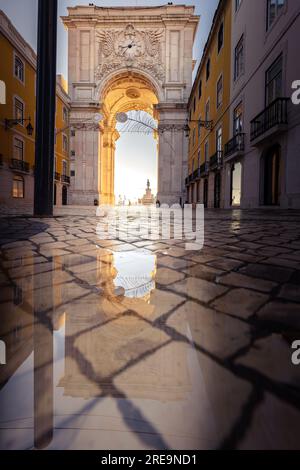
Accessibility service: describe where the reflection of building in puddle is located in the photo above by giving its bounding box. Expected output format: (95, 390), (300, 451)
(58, 250), (191, 401)
(113, 251), (156, 301)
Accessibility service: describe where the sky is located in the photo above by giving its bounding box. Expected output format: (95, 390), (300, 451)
(0, 0), (219, 200)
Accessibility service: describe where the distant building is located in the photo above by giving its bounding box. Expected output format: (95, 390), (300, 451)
(186, 0), (300, 209)
(0, 10), (71, 214)
(186, 0), (232, 208)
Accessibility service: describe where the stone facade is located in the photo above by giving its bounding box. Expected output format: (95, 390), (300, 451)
(62, 5), (199, 206)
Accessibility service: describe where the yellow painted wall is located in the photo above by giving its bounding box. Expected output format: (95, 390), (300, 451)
(0, 32), (70, 179)
(0, 32), (36, 168)
(188, 0), (232, 173)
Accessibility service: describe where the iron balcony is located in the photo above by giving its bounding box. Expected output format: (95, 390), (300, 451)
(209, 150), (223, 171)
(250, 97), (289, 144)
(10, 158), (30, 173)
(224, 133), (245, 160)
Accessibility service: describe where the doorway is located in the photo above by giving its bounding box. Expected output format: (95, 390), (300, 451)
(62, 185), (68, 206)
(262, 145), (280, 206)
(214, 172), (221, 209)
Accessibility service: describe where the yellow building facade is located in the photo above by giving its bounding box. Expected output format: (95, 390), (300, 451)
(0, 11), (70, 213)
(186, 0), (231, 208)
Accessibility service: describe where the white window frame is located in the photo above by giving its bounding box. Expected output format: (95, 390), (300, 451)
(13, 51), (25, 85)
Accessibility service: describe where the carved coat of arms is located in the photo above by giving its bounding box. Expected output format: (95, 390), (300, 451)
(95, 24), (165, 82)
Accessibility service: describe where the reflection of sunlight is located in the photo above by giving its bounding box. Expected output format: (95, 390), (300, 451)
(113, 251), (156, 300)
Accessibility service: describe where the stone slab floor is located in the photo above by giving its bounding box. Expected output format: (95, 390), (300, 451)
(0, 209), (299, 450)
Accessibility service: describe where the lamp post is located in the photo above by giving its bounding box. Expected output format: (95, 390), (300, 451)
(34, 0), (58, 217)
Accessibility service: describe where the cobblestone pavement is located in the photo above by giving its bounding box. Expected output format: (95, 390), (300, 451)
(0, 209), (299, 450)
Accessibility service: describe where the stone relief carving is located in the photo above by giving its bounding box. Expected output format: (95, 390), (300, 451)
(95, 24), (165, 83)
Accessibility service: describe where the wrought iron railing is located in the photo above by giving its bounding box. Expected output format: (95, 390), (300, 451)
(250, 98), (289, 141)
(210, 150), (223, 170)
(55, 172), (61, 181)
(224, 133), (245, 158)
(200, 161), (209, 177)
(10, 159), (30, 173)
(61, 175), (70, 184)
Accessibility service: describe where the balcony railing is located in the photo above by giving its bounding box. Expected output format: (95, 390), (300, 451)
(224, 133), (245, 158)
(55, 172), (61, 181)
(61, 174), (70, 184)
(200, 162), (209, 177)
(210, 151), (223, 170)
(250, 98), (289, 142)
(10, 159), (30, 173)
(192, 168), (201, 181)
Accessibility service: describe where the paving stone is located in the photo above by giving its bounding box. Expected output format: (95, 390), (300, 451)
(157, 255), (195, 270)
(218, 272), (277, 293)
(257, 301), (300, 330)
(172, 277), (228, 304)
(212, 288), (269, 318)
(182, 264), (224, 282)
(239, 263), (293, 283)
(155, 267), (185, 286)
(207, 257), (245, 272)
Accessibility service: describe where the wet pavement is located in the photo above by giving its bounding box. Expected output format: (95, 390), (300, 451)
(0, 209), (300, 450)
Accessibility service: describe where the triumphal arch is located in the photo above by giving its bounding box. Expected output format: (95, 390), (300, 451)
(62, 4), (199, 205)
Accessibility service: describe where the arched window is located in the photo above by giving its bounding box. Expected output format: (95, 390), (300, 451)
(12, 175), (24, 198)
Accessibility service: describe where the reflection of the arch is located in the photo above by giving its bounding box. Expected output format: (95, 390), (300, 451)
(1, 246), (191, 449)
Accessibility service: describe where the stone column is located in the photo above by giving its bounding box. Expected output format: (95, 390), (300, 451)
(156, 103), (188, 206)
(70, 111), (101, 206)
(100, 127), (119, 205)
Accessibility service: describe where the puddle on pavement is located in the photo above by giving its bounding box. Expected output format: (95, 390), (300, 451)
(0, 246), (207, 450)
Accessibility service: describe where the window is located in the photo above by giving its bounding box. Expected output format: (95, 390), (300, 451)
(233, 102), (243, 134)
(62, 160), (67, 176)
(63, 134), (68, 152)
(267, 0), (285, 30)
(63, 106), (68, 122)
(198, 119), (201, 138)
(265, 54), (283, 105)
(205, 100), (210, 122)
(14, 55), (24, 83)
(14, 137), (24, 160)
(204, 140), (209, 162)
(198, 80), (202, 99)
(197, 151), (201, 168)
(14, 97), (24, 122)
(206, 58), (211, 81)
(12, 176), (24, 198)
(193, 96), (196, 113)
(192, 128), (196, 147)
(216, 75), (223, 108)
(234, 35), (244, 80)
(216, 127), (222, 152)
(218, 22), (224, 53)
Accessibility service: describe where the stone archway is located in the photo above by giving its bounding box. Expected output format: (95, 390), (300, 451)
(62, 5), (199, 206)
(99, 70), (159, 205)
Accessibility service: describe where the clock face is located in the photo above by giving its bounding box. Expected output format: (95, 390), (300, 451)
(116, 33), (144, 60)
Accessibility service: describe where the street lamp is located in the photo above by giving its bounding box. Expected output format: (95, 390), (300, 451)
(55, 113), (104, 136)
(4, 117), (34, 136)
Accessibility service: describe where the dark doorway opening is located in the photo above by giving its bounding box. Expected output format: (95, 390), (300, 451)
(262, 145), (280, 206)
(62, 185), (68, 206)
(54, 184), (57, 206)
(203, 179), (208, 208)
(214, 172), (221, 208)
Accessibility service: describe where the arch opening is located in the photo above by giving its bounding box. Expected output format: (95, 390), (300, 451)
(99, 71), (159, 205)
